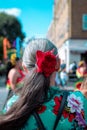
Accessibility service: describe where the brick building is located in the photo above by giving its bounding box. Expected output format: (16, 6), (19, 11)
(47, 0), (87, 72)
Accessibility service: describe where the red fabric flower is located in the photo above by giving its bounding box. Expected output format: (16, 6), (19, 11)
(63, 110), (75, 122)
(53, 96), (62, 115)
(36, 50), (57, 77)
(37, 105), (46, 114)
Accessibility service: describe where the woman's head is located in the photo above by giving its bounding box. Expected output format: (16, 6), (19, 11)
(0, 38), (60, 130)
(10, 54), (20, 66)
(10, 54), (22, 68)
(15, 57), (22, 68)
(22, 38), (59, 71)
(78, 61), (87, 69)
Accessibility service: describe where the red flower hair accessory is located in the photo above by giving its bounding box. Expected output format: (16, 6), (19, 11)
(36, 50), (57, 77)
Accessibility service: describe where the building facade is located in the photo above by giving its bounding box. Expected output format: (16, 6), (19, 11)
(47, 0), (87, 72)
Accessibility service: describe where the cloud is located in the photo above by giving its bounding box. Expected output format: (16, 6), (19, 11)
(0, 8), (21, 16)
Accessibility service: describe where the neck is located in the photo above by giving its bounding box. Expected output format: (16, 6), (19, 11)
(50, 72), (56, 86)
(50, 80), (55, 86)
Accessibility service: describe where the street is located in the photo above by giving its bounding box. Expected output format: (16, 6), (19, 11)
(0, 76), (9, 111)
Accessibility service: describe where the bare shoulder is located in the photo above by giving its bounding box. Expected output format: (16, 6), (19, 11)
(8, 68), (17, 77)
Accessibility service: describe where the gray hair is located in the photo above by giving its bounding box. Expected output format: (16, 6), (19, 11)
(22, 38), (58, 70)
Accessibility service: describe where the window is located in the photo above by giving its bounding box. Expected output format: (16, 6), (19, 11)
(82, 14), (87, 30)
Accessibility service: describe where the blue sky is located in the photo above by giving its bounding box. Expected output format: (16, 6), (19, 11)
(0, 0), (54, 38)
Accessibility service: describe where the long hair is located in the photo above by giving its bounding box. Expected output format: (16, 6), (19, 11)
(0, 38), (58, 130)
(0, 69), (50, 130)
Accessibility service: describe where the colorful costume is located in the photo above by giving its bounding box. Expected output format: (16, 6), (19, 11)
(6, 69), (25, 90)
(76, 68), (87, 79)
(75, 68), (87, 90)
(3, 86), (87, 130)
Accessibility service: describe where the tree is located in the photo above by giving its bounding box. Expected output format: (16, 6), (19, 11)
(0, 12), (25, 43)
(0, 13), (26, 60)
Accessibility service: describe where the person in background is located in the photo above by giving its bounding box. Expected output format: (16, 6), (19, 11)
(0, 60), (5, 77)
(0, 60), (3, 76)
(60, 64), (68, 87)
(69, 61), (77, 75)
(55, 71), (61, 86)
(60, 60), (66, 70)
(0, 38), (87, 130)
(5, 54), (25, 97)
(76, 61), (87, 79)
(75, 61), (87, 90)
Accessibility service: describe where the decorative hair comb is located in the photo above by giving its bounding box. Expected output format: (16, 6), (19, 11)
(36, 50), (57, 77)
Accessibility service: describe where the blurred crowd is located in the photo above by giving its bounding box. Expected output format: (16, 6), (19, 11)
(55, 60), (87, 89)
